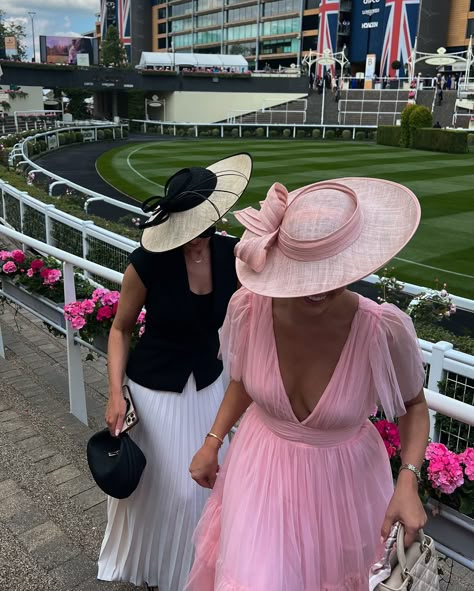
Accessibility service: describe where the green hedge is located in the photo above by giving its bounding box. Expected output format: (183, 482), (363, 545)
(412, 129), (468, 154)
(408, 106), (432, 147)
(376, 126), (402, 147)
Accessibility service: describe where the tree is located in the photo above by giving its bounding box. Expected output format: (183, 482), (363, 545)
(0, 10), (27, 61)
(100, 25), (127, 67)
(63, 88), (93, 120)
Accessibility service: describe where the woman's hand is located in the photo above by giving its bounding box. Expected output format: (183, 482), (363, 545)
(105, 393), (127, 437)
(189, 439), (220, 489)
(381, 472), (427, 546)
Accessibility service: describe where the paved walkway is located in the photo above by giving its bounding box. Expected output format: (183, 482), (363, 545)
(0, 305), (472, 590)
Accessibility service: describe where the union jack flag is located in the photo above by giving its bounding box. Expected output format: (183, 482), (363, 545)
(380, 0), (420, 77)
(100, 0), (130, 47)
(316, 0), (340, 77)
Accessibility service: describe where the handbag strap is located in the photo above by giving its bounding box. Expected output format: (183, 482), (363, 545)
(396, 523), (427, 577)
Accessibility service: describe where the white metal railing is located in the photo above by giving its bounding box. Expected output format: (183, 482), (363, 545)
(0, 225), (473, 443)
(130, 119), (377, 139)
(0, 179), (138, 276)
(0, 224), (123, 425)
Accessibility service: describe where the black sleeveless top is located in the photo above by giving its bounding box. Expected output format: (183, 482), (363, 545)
(126, 234), (239, 393)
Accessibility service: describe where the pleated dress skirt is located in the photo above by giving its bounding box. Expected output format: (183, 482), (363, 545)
(98, 373), (228, 591)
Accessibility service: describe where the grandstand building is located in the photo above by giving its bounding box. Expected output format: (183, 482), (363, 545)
(100, 1), (470, 70)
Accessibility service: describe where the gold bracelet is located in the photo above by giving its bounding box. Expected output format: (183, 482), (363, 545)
(206, 432), (224, 446)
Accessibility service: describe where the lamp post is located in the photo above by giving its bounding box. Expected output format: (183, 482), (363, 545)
(28, 11), (36, 63)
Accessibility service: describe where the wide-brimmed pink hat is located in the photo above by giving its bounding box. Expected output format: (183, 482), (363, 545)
(234, 178), (421, 298)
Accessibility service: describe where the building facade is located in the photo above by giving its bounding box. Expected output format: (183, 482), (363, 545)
(100, 0), (471, 71)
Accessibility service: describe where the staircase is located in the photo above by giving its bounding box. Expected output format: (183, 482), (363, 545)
(416, 89), (457, 128)
(305, 91), (339, 125)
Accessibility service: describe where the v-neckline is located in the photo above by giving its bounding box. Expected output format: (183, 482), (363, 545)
(270, 295), (360, 426)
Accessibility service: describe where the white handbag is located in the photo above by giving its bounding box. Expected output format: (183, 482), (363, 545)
(369, 522), (440, 591)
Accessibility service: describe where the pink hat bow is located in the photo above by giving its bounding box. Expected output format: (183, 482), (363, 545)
(234, 183), (288, 273)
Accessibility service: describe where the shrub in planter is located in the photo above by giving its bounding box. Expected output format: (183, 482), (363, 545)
(104, 128), (114, 140)
(231, 128), (239, 137)
(342, 129), (352, 140)
(199, 130), (209, 137)
(467, 133), (474, 146)
(368, 131), (376, 141)
(256, 127), (265, 137)
(211, 128), (220, 137)
(412, 129), (468, 154)
(122, 128), (129, 137)
(270, 129), (279, 138)
(177, 129), (185, 137)
(243, 130), (253, 137)
(376, 125), (401, 147)
(408, 105), (432, 147)
(325, 130), (336, 140)
(400, 103), (418, 147)
(355, 131), (366, 141)
(38, 140), (47, 152)
(75, 132), (83, 142)
(296, 129), (306, 138)
(187, 128), (195, 137)
(282, 128), (291, 138)
(312, 129), (321, 139)
(97, 129), (105, 140)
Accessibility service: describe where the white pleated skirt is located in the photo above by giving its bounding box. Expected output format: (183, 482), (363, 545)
(97, 373), (228, 590)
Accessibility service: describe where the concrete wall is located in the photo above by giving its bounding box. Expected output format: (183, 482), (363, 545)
(0, 85), (44, 116)
(159, 91), (308, 123)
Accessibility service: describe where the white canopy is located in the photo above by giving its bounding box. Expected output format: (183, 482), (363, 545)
(138, 52), (248, 69)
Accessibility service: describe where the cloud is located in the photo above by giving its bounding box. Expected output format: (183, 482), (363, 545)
(64, 16), (72, 30)
(1, 0), (100, 18)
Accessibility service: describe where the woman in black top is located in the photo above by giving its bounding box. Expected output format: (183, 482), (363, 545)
(98, 154), (253, 591)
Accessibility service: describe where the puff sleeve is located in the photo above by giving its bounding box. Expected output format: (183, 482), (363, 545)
(369, 303), (425, 422)
(219, 287), (251, 382)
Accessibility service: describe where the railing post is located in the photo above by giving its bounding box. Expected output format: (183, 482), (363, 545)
(81, 221), (95, 277)
(427, 341), (454, 441)
(43, 204), (55, 245)
(63, 262), (88, 425)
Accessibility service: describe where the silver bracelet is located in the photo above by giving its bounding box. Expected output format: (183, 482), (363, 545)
(399, 463), (421, 483)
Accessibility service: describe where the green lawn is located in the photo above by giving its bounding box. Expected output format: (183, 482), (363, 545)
(96, 140), (474, 298)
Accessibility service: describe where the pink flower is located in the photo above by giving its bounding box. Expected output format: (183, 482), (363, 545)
(459, 448), (474, 481)
(101, 291), (120, 306)
(40, 268), (62, 285)
(374, 419), (401, 458)
(92, 288), (109, 302)
(96, 306), (113, 321)
(0, 250), (11, 260)
(2, 261), (17, 274)
(425, 443), (464, 494)
(30, 259), (44, 272)
(71, 317), (86, 330)
(26, 268), (34, 277)
(138, 325), (145, 337)
(137, 310), (146, 325)
(80, 299), (95, 314)
(11, 250), (25, 263)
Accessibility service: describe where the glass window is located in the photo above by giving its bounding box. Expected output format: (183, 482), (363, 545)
(226, 41), (256, 56)
(195, 29), (222, 44)
(169, 2), (193, 18)
(226, 23), (258, 41)
(196, 0), (222, 10)
(174, 33), (193, 48)
(262, 18), (300, 36)
(158, 8), (166, 19)
(471, 0), (474, 11)
(196, 13), (223, 27)
(467, 19), (474, 37)
(171, 18), (192, 32)
(158, 23), (167, 34)
(260, 37), (299, 54)
(227, 6), (258, 22)
(263, 0), (300, 18)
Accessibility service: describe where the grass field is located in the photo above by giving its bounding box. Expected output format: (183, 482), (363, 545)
(96, 139), (474, 298)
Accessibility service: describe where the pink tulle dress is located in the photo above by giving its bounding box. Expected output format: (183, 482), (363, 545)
(185, 289), (425, 591)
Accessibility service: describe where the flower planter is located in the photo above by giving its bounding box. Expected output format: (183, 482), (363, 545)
(424, 499), (474, 567)
(1, 277), (65, 329)
(92, 333), (108, 354)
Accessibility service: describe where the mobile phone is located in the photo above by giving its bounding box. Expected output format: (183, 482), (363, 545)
(120, 385), (139, 434)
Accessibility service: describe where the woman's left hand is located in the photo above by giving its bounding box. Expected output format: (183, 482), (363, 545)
(381, 475), (427, 546)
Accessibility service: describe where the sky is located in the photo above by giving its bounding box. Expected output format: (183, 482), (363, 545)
(2, 0), (100, 61)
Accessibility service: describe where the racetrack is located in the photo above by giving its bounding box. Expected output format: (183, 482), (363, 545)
(96, 139), (474, 298)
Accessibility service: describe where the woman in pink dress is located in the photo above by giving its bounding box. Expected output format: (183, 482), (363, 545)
(186, 178), (430, 591)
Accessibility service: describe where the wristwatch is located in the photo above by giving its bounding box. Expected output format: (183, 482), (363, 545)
(399, 463), (421, 483)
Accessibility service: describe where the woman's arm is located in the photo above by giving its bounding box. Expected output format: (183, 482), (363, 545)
(381, 388), (429, 545)
(105, 265), (147, 436)
(189, 379), (252, 489)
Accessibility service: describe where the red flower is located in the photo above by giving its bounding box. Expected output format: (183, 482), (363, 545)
(30, 259), (44, 271)
(11, 249), (25, 264)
